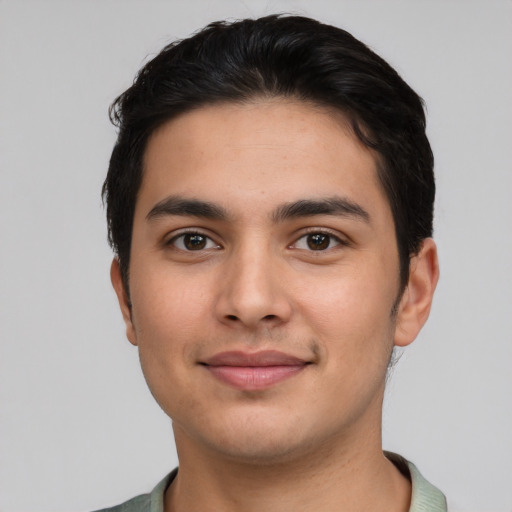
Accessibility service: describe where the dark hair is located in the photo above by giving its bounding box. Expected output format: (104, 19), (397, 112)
(103, 14), (434, 293)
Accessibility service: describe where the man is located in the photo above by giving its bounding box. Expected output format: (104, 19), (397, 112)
(99, 14), (444, 512)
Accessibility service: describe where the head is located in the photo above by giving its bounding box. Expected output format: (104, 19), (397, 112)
(104, 15), (438, 463)
(103, 14), (434, 298)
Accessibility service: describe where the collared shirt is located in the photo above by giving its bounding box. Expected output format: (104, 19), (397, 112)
(95, 453), (447, 512)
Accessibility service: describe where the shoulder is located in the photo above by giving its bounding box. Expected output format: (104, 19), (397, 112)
(92, 470), (176, 512)
(93, 492), (151, 512)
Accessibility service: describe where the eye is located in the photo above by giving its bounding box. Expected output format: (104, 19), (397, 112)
(170, 232), (220, 251)
(293, 232), (342, 251)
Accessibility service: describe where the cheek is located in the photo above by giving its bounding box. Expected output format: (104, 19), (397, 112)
(129, 266), (215, 365)
(301, 269), (393, 326)
(129, 272), (213, 414)
(298, 269), (397, 361)
(133, 262), (211, 320)
(294, 272), (395, 427)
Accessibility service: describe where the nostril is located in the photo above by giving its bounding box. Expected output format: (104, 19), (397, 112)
(226, 314), (238, 321)
(263, 314), (277, 321)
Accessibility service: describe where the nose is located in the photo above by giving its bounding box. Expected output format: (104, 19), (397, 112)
(214, 243), (292, 330)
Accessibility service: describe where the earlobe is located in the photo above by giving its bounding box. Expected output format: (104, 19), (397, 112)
(394, 238), (439, 347)
(110, 258), (138, 346)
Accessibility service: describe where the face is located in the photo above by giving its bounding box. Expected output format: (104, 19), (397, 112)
(112, 100), (437, 464)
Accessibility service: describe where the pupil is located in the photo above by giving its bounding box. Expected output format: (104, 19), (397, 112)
(185, 234), (206, 250)
(307, 233), (329, 250)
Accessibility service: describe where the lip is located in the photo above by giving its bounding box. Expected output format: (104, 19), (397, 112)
(202, 350), (309, 391)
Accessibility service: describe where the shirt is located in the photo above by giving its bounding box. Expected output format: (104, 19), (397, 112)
(95, 453), (447, 512)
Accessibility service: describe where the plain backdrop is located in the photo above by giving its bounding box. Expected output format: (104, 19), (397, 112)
(1, 1), (511, 511)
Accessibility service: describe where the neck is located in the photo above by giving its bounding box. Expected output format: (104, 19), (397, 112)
(165, 421), (411, 512)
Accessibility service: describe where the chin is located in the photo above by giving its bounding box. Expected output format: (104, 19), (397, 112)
(173, 409), (330, 467)
(207, 435), (313, 466)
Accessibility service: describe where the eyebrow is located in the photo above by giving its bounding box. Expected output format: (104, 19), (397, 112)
(146, 196), (229, 222)
(146, 195), (370, 224)
(272, 197), (370, 223)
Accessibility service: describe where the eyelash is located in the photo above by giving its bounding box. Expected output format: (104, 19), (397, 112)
(165, 228), (348, 253)
(166, 230), (220, 251)
(291, 230), (347, 251)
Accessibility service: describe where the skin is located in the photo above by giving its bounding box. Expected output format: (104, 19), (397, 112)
(111, 100), (439, 512)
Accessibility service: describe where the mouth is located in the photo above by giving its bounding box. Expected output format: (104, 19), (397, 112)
(201, 350), (310, 391)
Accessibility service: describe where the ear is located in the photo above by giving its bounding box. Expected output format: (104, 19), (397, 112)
(394, 238), (439, 347)
(110, 258), (138, 346)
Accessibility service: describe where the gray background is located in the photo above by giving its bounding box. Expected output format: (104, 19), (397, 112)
(1, 1), (511, 511)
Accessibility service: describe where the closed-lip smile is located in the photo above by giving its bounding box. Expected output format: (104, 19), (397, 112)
(201, 350), (310, 390)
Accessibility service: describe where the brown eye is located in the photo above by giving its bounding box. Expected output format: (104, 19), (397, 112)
(293, 232), (342, 251)
(307, 233), (330, 250)
(170, 232), (219, 251)
(184, 233), (207, 250)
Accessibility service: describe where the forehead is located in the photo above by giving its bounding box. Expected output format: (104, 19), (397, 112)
(138, 100), (388, 221)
